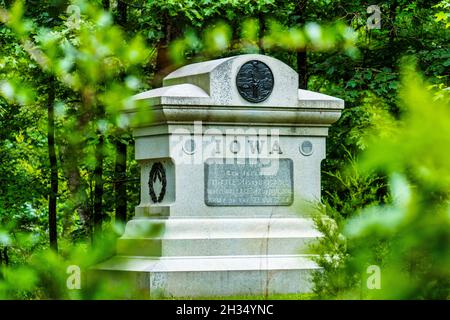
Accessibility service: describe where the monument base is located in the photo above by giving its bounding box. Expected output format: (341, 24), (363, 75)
(91, 254), (318, 298)
(90, 217), (321, 298)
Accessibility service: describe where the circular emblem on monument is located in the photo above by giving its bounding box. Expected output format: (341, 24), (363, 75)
(148, 162), (166, 203)
(300, 140), (313, 156)
(236, 60), (274, 103)
(182, 138), (196, 155)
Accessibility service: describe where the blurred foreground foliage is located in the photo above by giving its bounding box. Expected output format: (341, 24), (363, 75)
(313, 64), (450, 299)
(0, 0), (449, 299)
(0, 225), (138, 299)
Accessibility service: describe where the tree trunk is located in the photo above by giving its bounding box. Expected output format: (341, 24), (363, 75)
(93, 120), (104, 239)
(102, 0), (110, 10)
(114, 140), (127, 225)
(153, 12), (174, 87)
(297, 51), (307, 89)
(47, 77), (58, 252)
(62, 158), (91, 235)
(388, 0), (398, 46)
(117, 1), (127, 26)
(59, 88), (95, 239)
(114, 0), (129, 228)
(258, 13), (265, 54)
(295, 0), (308, 89)
(3, 247), (8, 266)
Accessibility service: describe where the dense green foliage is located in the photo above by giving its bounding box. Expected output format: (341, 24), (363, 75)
(313, 65), (450, 299)
(0, 0), (449, 299)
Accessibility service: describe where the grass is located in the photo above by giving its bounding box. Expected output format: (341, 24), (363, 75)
(163, 293), (316, 300)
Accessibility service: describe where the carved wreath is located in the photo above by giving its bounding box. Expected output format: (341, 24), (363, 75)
(148, 162), (167, 203)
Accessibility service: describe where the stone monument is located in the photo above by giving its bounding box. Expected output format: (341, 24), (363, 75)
(93, 54), (344, 298)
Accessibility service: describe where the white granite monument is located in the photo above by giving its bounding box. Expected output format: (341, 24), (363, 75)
(93, 54), (344, 298)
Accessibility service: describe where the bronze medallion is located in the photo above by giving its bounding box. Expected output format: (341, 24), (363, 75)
(236, 60), (274, 103)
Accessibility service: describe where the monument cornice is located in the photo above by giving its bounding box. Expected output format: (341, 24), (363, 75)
(126, 54), (344, 129)
(124, 103), (343, 127)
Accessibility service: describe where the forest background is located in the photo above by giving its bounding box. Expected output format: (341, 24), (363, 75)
(0, 0), (448, 299)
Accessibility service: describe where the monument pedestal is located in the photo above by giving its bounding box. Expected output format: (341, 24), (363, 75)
(91, 54), (343, 298)
(93, 217), (320, 297)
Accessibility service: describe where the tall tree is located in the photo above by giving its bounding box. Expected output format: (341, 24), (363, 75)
(114, 0), (129, 226)
(93, 106), (105, 239)
(114, 139), (127, 225)
(295, 0), (308, 89)
(102, 0), (109, 10)
(47, 75), (58, 251)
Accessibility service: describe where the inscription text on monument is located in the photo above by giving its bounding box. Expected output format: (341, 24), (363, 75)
(205, 158), (293, 206)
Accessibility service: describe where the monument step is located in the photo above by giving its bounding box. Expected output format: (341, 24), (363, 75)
(94, 254), (318, 272)
(116, 236), (316, 256)
(90, 254), (319, 298)
(122, 217), (321, 238)
(117, 217), (320, 257)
